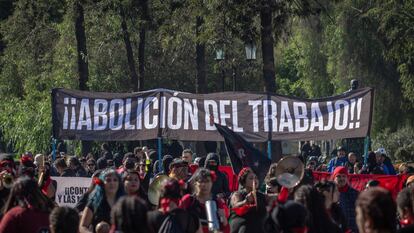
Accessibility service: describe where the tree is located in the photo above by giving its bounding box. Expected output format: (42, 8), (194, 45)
(73, 0), (91, 155)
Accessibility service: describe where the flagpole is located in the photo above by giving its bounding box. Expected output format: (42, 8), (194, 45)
(267, 140), (271, 160)
(52, 137), (57, 161)
(266, 93), (272, 160)
(157, 137), (162, 172)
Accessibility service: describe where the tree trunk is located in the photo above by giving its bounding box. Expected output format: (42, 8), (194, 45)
(195, 16), (206, 94)
(260, 6), (282, 160)
(260, 7), (276, 93)
(74, 0), (91, 156)
(120, 7), (139, 92)
(138, 28), (145, 91)
(74, 0), (89, 91)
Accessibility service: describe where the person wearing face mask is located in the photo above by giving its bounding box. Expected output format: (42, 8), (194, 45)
(332, 166), (359, 233)
(204, 153), (230, 199)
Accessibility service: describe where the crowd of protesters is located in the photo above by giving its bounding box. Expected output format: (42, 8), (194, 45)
(0, 142), (414, 233)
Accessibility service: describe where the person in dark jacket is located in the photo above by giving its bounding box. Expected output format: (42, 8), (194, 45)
(204, 153), (230, 199)
(69, 157), (88, 177)
(54, 158), (76, 177)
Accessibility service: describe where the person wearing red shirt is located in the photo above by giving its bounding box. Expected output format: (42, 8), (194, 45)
(0, 176), (55, 233)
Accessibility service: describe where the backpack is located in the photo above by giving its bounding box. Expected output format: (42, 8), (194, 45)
(158, 213), (185, 233)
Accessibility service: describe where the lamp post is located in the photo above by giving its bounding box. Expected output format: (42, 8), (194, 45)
(215, 41), (257, 92)
(215, 48), (225, 91)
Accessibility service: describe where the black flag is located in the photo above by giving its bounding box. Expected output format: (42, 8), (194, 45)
(215, 123), (271, 183)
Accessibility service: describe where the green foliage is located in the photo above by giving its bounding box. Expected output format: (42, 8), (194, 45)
(366, 0), (414, 107)
(373, 126), (414, 162)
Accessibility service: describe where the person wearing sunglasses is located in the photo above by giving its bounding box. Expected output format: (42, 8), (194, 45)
(86, 159), (97, 177)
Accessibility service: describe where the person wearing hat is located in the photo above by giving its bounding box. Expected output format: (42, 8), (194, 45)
(332, 166), (359, 233)
(327, 146), (348, 173)
(375, 148), (396, 175)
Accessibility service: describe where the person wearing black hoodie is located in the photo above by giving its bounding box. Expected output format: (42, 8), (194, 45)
(204, 152), (230, 199)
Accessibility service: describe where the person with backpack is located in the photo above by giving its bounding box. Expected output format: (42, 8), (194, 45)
(147, 178), (200, 233)
(180, 168), (229, 233)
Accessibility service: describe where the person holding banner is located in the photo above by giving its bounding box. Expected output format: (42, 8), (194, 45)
(79, 169), (124, 233)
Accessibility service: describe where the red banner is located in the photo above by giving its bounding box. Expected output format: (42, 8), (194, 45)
(313, 172), (407, 198)
(219, 166), (408, 197)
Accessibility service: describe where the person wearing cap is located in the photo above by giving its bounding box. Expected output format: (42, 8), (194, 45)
(375, 148), (396, 175)
(332, 166), (359, 233)
(169, 158), (189, 181)
(328, 147), (348, 173)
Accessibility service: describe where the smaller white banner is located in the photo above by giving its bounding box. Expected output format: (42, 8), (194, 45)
(52, 176), (92, 208)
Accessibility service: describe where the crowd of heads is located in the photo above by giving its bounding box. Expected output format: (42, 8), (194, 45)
(0, 142), (414, 233)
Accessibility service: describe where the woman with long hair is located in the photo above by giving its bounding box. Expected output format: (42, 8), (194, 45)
(110, 196), (149, 233)
(121, 170), (147, 203)
(79, 168), (124, 233)
(294, 185), (341, 233)
(0, 176), (55, 233)
(180, 168), (229, 233)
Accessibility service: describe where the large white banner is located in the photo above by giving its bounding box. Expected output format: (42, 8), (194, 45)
(52, 176), (92, 207)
